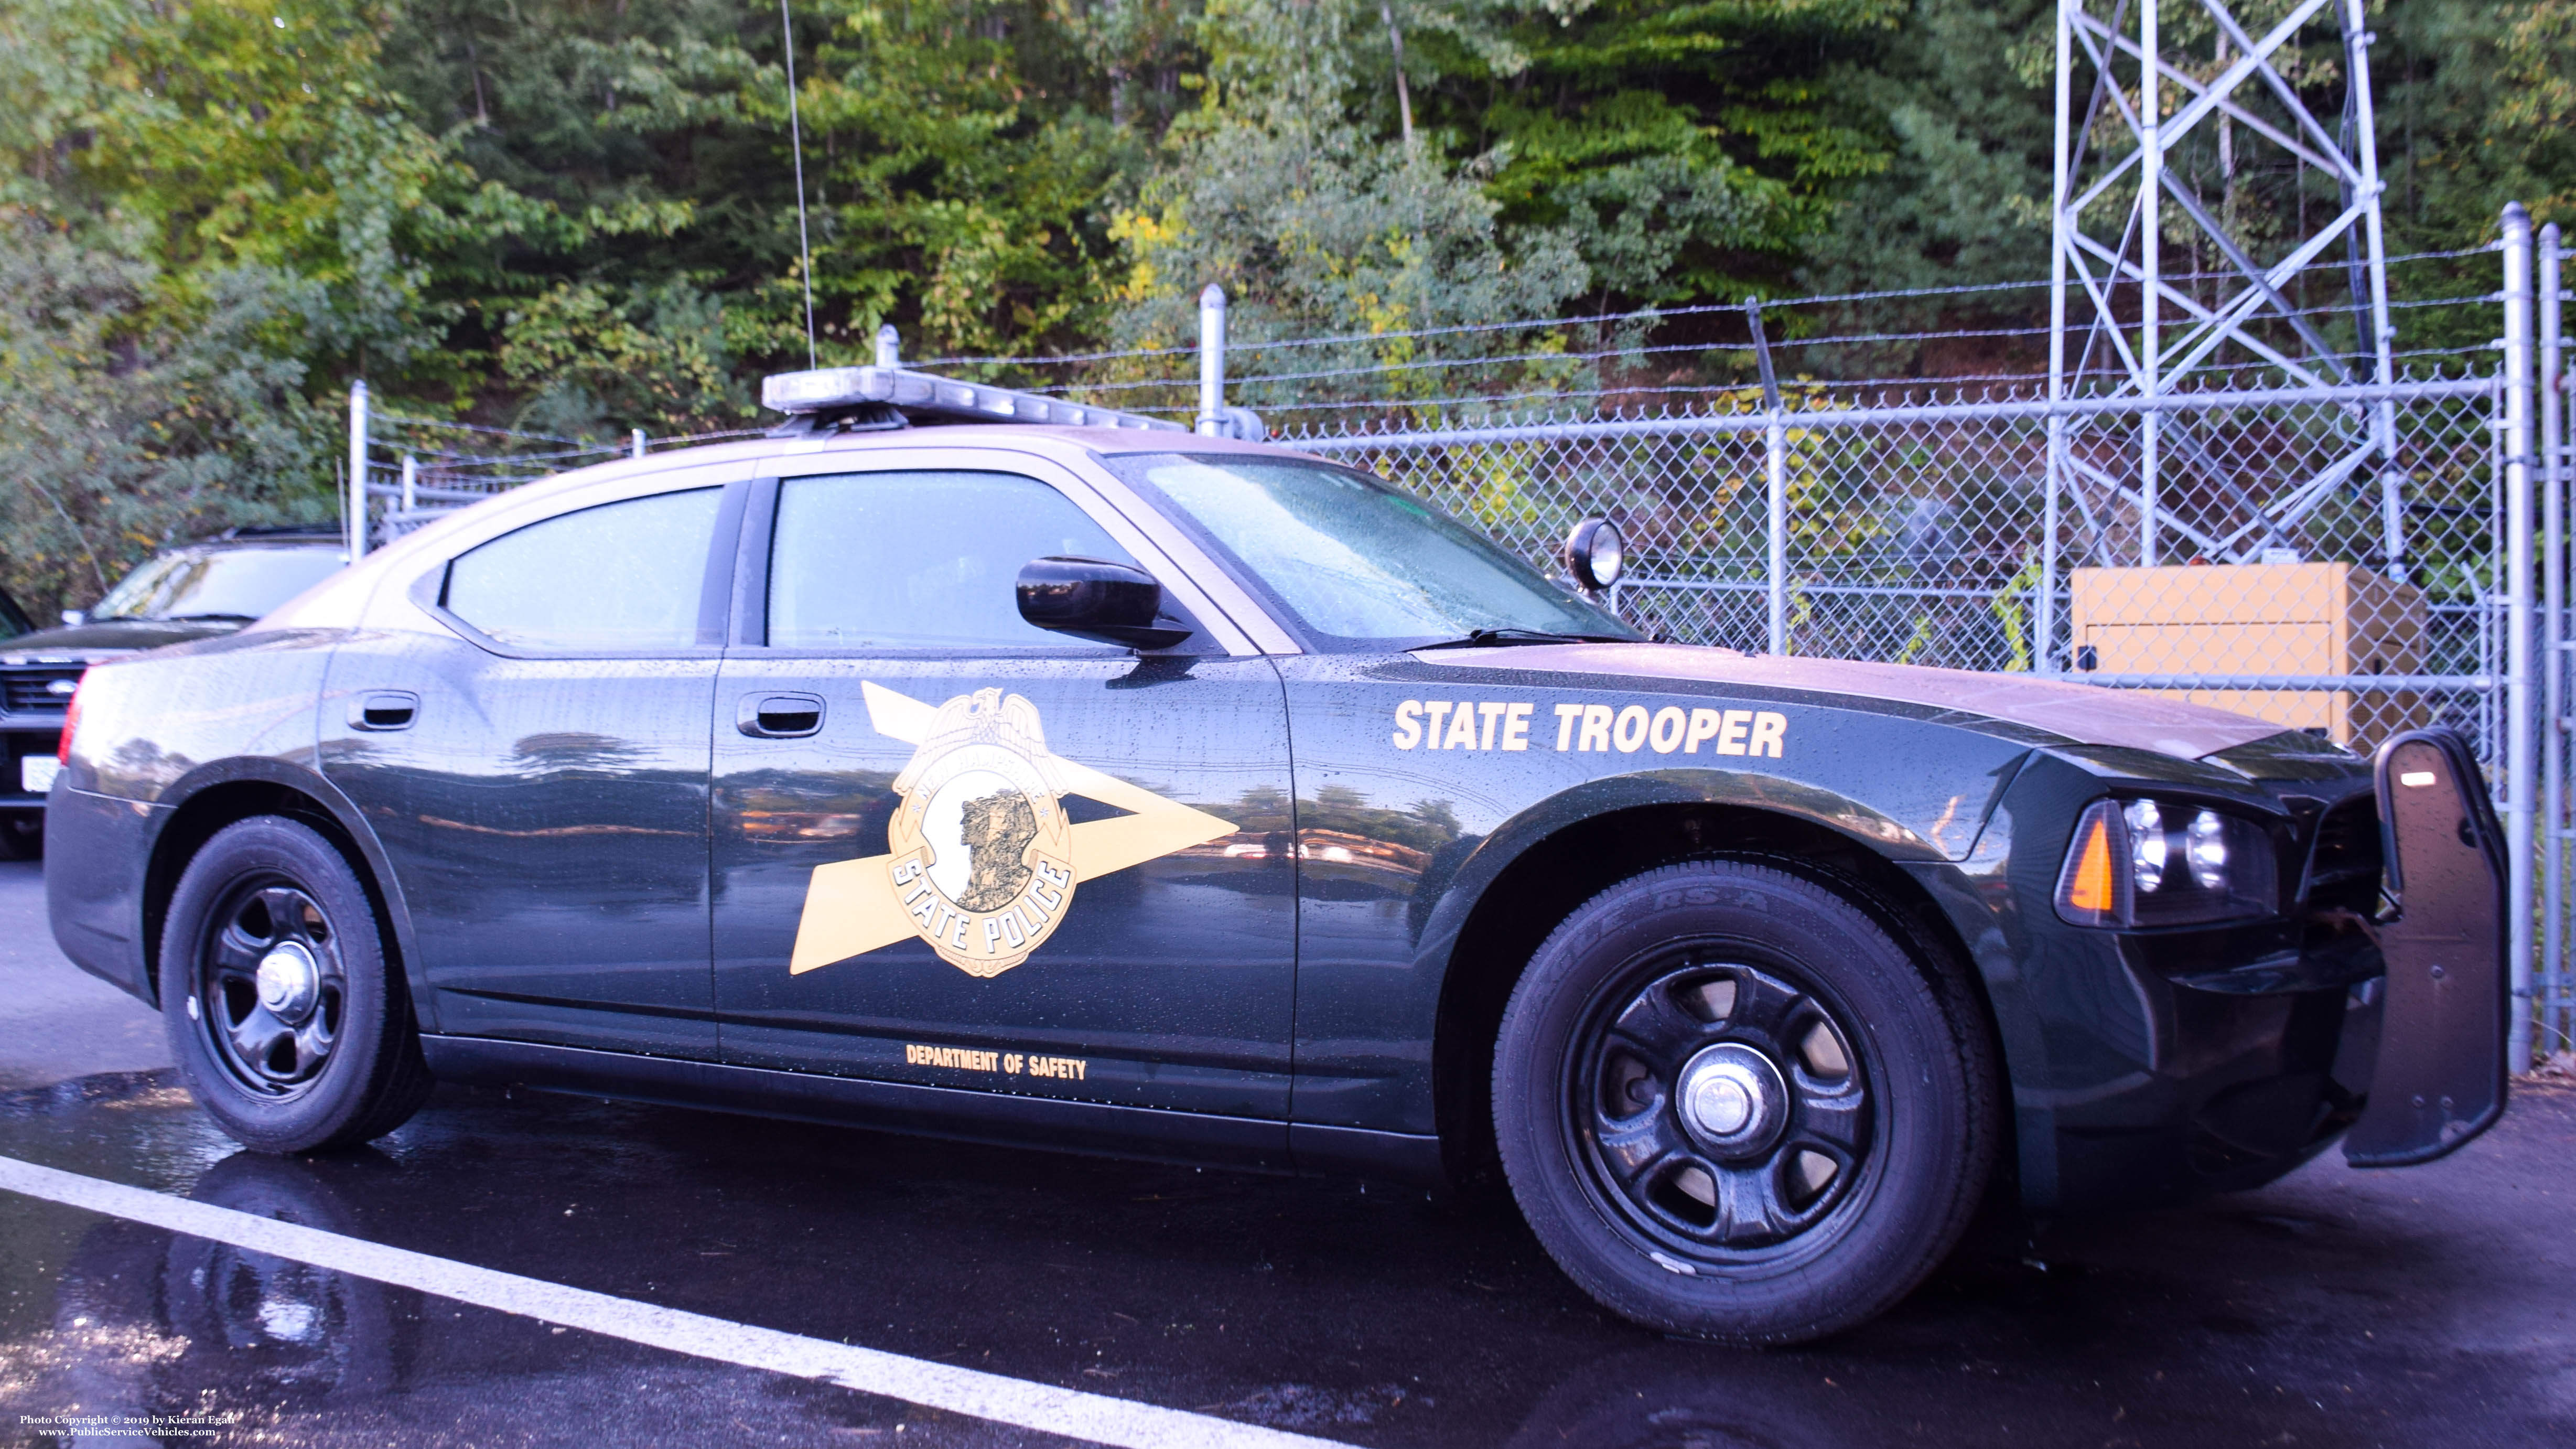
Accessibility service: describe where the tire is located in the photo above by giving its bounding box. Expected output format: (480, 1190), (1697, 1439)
(1493, 857), (1997, 1345)
(159, 817), (433, 1153)
(0, 810), (42, 860)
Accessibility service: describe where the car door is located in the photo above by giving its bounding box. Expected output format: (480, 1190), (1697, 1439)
(709, 450), (1299, 1119)
(320, 470), (748, 1057)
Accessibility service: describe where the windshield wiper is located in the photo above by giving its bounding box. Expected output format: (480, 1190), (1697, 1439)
(1414, 627), (1632, 650)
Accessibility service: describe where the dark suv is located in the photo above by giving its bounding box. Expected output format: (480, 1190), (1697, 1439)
(0, 527), (344, 856)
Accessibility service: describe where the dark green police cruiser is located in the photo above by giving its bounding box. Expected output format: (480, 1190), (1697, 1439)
(46, 366), (2507, 1345)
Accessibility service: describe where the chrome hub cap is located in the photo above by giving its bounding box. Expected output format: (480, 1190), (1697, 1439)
(256, 942), (321, 1021)
(1677, 1043), (1786, 1157)
(196, 883), (343, 1097)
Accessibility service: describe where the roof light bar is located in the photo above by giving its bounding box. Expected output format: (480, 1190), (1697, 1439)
(761, 366), (1184, 432)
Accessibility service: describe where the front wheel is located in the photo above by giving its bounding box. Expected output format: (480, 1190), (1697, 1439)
(1493, 858), (1997, 1344)
(159, 817), (432, 1153)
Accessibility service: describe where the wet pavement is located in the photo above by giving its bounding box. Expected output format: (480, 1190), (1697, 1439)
(1, 857), (2571, 1447)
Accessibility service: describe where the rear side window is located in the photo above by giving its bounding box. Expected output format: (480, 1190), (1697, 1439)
(445, 488), (723, 651)
(767, 470), (1135, 650)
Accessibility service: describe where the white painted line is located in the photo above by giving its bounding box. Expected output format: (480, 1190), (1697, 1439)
(0, 1154), (1346, 1449)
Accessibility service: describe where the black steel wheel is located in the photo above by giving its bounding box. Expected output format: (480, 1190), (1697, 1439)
(195, 881), (347, 1098)
(160, 817), (432, 1153)
(1494, 857), (1997, 1344)
(1577, 961), (1869, 1257)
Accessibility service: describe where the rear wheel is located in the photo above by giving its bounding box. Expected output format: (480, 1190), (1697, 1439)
(159, 817), (432, 1152)
(1493, 858), (1996, 1344)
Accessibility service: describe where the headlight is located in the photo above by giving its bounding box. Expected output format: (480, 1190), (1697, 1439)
(2055, 798), (2277, 928)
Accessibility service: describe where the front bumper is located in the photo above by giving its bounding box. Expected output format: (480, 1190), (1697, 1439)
(0, 725), (63, 810)
(2003, 733), (2506, 1213)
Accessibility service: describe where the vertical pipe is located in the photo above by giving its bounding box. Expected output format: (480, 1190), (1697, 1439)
(2343, 0), (2406, 578)
(2137, 0), (2161, 567)
(1197, 285), (1227, 438)
(875, 324), (901, 370)
(2045, 0), (2074, 672)
(630, 428), (647, 461)
(346, 380), (370, 562)
(1751, 303), (1787, 654)
(2504, 202), (2537, 1074)
(780, 0), (816, 370)
(2541, 222), (2567, 1055)
(1765, 414), (1788, 655)
(400, 454), (417, 517)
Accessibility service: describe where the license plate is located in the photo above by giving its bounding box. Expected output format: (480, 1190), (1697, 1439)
(20, 756), (59, 794)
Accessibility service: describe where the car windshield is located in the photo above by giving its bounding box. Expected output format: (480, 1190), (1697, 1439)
(1099, 454), (1641, 649)
(92, 545), (344, 623)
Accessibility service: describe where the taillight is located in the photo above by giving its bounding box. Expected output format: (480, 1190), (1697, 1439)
(56, 675), (82, 765)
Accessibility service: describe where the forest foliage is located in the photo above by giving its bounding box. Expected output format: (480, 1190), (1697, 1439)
(0, 0), (2570, 611)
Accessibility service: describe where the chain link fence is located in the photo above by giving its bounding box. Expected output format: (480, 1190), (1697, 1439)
(1285, 378), (2502, 759)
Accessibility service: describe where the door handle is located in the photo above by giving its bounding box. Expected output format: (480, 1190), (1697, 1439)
(738, 692), (825, 738)
(349, 691), (418, 732)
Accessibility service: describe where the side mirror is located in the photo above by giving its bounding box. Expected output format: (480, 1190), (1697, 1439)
(1565, 516), (1624, 594)
(59, 609), (85, 627)
(1016, 556), (1193, 650)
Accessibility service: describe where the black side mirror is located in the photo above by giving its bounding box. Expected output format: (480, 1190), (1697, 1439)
(1016, 556), (1193, 650)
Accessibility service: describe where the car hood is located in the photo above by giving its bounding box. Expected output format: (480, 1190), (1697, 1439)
(0, 617), (244, 662)
(1415, 642), (2289, 761)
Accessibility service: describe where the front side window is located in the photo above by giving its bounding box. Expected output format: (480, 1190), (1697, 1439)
(1100, 454), (1638, 649)
(766, 470), (1138, 650)
(93, 547), (344, 624)
(444, 488), (722, 651)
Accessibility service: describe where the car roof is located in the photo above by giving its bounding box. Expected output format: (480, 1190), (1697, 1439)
(468, 424), (1320, 517)
(178, 527), (346, 550)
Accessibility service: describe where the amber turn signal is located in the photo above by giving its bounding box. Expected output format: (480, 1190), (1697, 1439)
(2061, 808), (2117, 919)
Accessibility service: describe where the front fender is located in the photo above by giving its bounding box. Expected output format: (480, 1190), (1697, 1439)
(1416, 766), (1960, 975)
(1292, 764), (2012, 1139)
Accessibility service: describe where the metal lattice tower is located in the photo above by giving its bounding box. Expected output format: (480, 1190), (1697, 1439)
(2047, 0), (2399, 574)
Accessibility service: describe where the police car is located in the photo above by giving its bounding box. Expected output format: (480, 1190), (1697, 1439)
(0, 528), (345, 857)
(45, 366), (2506, 1345)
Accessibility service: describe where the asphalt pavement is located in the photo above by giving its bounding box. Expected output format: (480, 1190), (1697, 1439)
(0, 854), (2569, 1448)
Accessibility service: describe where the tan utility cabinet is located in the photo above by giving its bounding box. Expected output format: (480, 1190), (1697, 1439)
(2069, 562), (2430, 750)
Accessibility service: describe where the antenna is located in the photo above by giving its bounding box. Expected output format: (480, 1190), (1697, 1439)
(780, 0), (817, 369)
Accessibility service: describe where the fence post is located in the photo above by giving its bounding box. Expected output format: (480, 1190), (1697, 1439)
(346, 380), (370, 562)
(1751, 302), (1788, 654)
(2042, 0), (2072, 674)
(1197, 286), (1227, 437)
(2136, 0), (2162, 568)
(876, 324), (901, 370)
(630, 428), (647, 460)
(2504, 202), (2537, 1073)
(2541, 221), (2567, 1057)
(400, 454), (417, 518)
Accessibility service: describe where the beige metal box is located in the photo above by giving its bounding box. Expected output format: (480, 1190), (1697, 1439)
(2069, 562), (2430, 750)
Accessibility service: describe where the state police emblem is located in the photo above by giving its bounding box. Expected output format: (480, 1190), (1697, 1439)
(788, 681), (1238, 979)
(885, 688), (1075, 976)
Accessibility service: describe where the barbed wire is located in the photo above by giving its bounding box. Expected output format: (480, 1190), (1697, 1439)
(908, 248), (2510, 369)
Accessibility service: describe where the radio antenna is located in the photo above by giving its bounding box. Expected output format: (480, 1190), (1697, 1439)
(779, 0), (817, 368)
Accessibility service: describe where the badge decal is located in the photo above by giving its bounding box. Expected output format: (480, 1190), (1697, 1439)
(789, 681), (1236, 978)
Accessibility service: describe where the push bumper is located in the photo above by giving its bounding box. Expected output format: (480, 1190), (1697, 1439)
(2344, 729), (2509, 1166)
